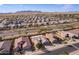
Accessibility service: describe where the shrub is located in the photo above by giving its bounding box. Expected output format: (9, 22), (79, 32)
(64, 41), (68, 44)
(0, 37), (2, 41)
(64, 51), (69, 55)
(36, 43), (44, 49)
(52, 44), (55, 47)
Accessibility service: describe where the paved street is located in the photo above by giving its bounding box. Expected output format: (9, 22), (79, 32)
(41, 42), (79, 55)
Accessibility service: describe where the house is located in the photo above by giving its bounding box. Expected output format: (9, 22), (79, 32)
(14, 36), (32, 51)
(0, 40), (12, 55)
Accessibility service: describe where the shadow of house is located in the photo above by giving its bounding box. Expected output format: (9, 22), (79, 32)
(53, 36), (63, 44)
(43, 41), (51, 46)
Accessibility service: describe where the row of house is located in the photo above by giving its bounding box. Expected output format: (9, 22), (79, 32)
(0, 15), (78, 30)
(0, 29), (79, 55)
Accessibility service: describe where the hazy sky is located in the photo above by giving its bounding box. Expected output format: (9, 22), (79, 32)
(0, 4), (79, 13)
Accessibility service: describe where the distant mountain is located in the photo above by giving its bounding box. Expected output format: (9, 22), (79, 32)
(15, 10), (42, 13)
(0, 10), (42, 14)
(0, 13), (13, 14)
(0, 10), (79, 15)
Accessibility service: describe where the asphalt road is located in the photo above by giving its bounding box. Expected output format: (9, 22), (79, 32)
(41, 42), (79, 55)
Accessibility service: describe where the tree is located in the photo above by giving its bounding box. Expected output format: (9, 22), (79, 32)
(0, 37), (2, 41)
(36, 40), (45, 50)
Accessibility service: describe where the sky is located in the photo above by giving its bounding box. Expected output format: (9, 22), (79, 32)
(0, 4), (79, 13)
